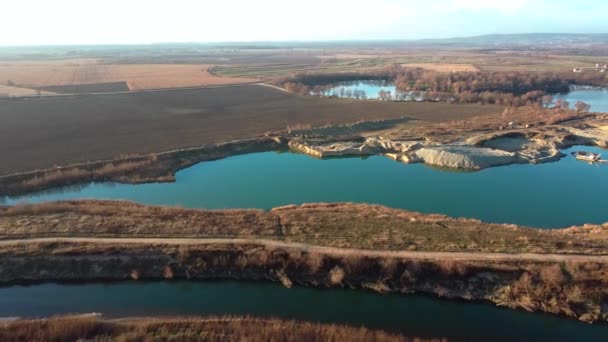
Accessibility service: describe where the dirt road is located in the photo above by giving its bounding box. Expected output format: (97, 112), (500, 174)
(3, 237), (607, 263)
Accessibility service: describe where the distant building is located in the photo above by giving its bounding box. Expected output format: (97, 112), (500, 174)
(573, 64), (607, 73)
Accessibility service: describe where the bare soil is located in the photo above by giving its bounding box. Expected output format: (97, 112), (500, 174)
(0, 85), (501, 175)
(38, 81), (129, 94)
(0, 62), (257, 90)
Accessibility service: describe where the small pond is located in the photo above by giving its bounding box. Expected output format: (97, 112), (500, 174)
(318, 80), (399, 99)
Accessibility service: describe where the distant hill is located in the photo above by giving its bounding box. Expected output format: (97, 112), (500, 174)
(2, 33), (608, 59)
(414, 33), (608, 47)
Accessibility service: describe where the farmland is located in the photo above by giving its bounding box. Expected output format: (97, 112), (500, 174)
(0, 84), (501, 175)
(0, 83), (54, 97)
(0, 60), (257, 91)
(1, 42), (606, 93)
(213, 49), (608, 78)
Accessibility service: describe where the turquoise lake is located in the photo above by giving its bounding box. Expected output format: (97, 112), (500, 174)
(3, 145), (608, 228)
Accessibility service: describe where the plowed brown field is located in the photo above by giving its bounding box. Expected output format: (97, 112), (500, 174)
(0, 85), (502, 174)
(0, 60), (257, 91)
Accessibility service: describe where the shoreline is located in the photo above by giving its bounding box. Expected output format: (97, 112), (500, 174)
(1, 200), (608, 323)
(1, 238), (607, 324)
(2, 114), (608, 198)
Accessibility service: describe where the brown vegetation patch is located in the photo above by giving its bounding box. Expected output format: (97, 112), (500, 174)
(402, 106), (596, 144)
(0, 315), (416, 342)
(0, 84), (54, 97)
(275, 66), (607, 106)
(0, 137), (280, 197)
(3, 200), (608, 254)
(402, 63), (480, 72)
(1, 239), (607, 323)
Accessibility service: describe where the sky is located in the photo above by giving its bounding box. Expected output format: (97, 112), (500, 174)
(1, 0), (608, 46)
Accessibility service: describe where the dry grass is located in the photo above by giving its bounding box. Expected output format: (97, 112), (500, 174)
(0, 137), (278, 197)
(402, 63), (480, 72)
(3, 201), (608, 254)
(14, 157), (158, 194)
(0, 61), (257, 91)
(0, 58), (99, 86)
(0, 200), (277, 238)
(0, 84), (55, 97)
(2, 239), (607, 323)
(0, 315), (423, 342)
(399, 105), (595, 144)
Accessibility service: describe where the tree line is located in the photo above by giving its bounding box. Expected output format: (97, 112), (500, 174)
(274, 66), (608, 107)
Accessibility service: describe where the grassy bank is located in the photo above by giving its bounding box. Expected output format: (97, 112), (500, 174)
(2, 201), (608, 254)
(1, 239), (607, 323)
(0, 137), (283, 197)
(0, 315), (419, 342)
(2, 201), (608, 323)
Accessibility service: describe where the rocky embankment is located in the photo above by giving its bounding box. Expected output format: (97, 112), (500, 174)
(414, 146), (518, 169)
(288, 121), (608, 170)
(2, 117), (608, 197)
(289, 136), (535, 170)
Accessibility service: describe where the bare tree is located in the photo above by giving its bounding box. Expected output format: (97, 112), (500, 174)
(377, 90), (386, 101)
(542, 94), (553, 108)
(554, 98), (570, 110)
(574, 101), (591, 113)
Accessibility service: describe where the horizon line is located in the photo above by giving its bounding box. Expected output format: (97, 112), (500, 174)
(2, 32), (608, 49)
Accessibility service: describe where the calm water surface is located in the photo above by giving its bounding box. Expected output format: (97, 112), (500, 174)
(322, 80), (397, 99)
(1, 281), (606, 342)
(559, 88), (608, 113)
(322, 83), (608, 112)
(4, 146), (608, 228)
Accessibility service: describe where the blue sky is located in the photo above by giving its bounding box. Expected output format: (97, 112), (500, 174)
(2, 0), (608, 45)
